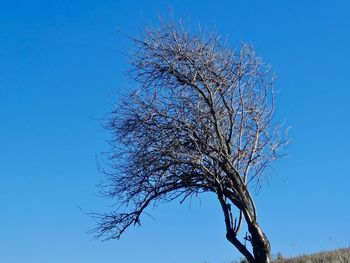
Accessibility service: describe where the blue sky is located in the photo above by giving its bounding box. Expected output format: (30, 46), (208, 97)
(1, 0), (350, 262)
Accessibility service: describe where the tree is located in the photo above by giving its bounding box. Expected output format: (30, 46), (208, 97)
(94, 18), (287, 263)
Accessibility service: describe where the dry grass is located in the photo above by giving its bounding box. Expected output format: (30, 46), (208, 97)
(228, 247), (350, 263)
(272, 247), (350, 263)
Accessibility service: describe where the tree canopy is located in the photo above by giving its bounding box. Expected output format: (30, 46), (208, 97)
(94, 19), (287, 263)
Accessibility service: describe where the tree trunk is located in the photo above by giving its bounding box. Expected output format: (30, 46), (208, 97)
(218, 188), (271, 263)
(248, 221), (271, 263)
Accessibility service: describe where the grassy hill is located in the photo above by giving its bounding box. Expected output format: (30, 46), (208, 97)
(230, 247), (350, 263)
(272, 247), (350, 263)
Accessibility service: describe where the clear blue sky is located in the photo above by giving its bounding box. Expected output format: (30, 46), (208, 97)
(1, 1), (350, 262)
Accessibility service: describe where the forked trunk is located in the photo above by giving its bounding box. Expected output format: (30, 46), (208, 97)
(218, 186), (271, 262)
(224, 208), (271, 263)
(226, 220), (271, 263)
(248, 221), (271, 263)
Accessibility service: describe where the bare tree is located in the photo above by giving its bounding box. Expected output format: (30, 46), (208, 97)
(94, 18), (287, 263)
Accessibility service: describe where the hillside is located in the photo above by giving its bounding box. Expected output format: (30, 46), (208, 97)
(272, 247), (350, 263)
(230, 247), (350, 263)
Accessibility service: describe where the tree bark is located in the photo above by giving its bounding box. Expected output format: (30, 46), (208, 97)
(226, 230), (256, 263)
(248, 221), (271, 263)
(218, 192), (271, 263)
